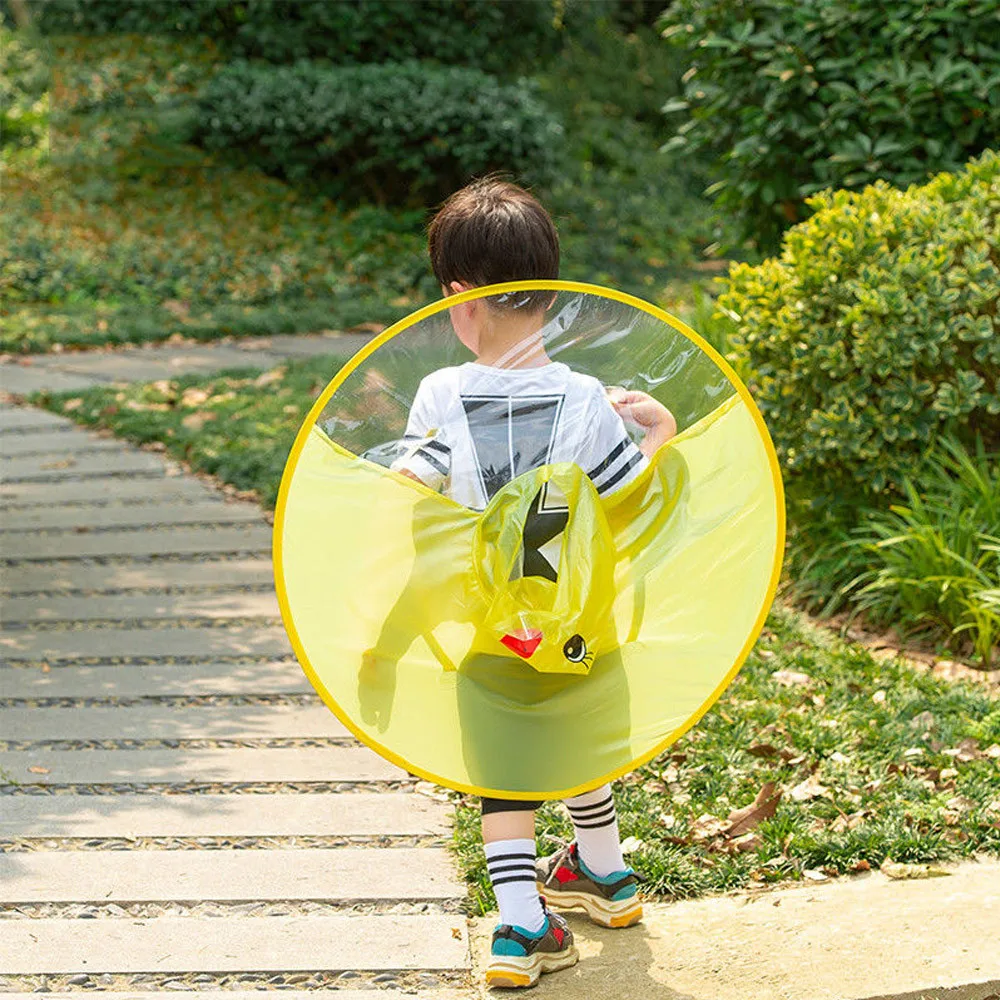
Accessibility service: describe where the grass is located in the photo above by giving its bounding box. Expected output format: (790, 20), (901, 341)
(782, 437), (1000, 670)
(31, 369), (1000, 912)
(454, 604), (1000, 913)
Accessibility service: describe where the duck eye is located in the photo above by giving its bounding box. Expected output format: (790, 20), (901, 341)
(563, 634), (587, 662)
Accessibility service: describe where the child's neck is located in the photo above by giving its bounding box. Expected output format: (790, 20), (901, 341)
(474, 323), (551, 369)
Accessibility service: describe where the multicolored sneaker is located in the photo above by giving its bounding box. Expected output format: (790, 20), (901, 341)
(536, 841), (643, 928)
(485, 905), (579, 989)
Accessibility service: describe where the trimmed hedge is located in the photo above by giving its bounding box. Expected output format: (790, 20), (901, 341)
(24, 0), (559, 72)
(194, 60), (564, 203)
(660, 0), (1000, 251)
(719, 150), (1000, 502)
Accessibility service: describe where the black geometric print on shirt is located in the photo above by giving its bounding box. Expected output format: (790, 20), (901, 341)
(460, 394), (565, 504)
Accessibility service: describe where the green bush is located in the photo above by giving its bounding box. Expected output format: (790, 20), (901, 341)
(193, 60), (563, 204)
(25, 0), (558, 72)
(659, 0), (1000, 251)
(719, 150), (1000, 505)
(843, 437), (1000, 668)
(0, 22), (49, 157)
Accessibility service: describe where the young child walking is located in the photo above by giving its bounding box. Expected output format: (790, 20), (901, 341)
(390, 177), (676, 989)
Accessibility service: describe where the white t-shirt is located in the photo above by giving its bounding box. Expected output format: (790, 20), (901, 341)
(390, 361), (647, 511)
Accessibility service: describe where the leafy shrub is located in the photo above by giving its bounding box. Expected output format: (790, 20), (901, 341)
(25, 0), (558, 73)
(719, 150), (1000, 505)
(659, 0), (1000, 250)
(0, 22), (49, 157)
(193, 60), (563, 204)
(842, 437), (999, 667)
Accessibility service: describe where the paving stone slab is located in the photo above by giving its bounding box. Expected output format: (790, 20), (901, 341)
(0, 623), (291, 661)
(0, 660), (309, 699)
(0, 791), (448, 838)
(0, 476), (214, 507)
(0, 431), (119, 457)
(1, 450), (164, 482)
(0, 556), (274, 594)
(1, 524), (272, 561)
(0, 994), (472, 1000)
(0, 746), (405, 784)
(50, 347), (281, 381)
(2, 500), (263, 532)
(0, 366), (103, 395)
(470, 858), (1000, 1000)
(1, 588), (280, 624)
(0, 847), (463, 902)
(0, 703), (345, 741)
(0, 913), (469, 973)
(0, 407), (74, 432)
(258, 331), (370, 359)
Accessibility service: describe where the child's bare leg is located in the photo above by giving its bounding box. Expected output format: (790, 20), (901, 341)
(482, 799), (544, 932)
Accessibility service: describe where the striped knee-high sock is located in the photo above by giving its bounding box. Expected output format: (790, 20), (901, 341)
(564, 784), (625, 878)
(485, 838), (546, 933)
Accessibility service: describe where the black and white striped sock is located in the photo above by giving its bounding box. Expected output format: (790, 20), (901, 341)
(564, 784), (625, 878)
(484, 838), (546, 933)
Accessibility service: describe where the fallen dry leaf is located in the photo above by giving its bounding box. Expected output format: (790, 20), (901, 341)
(880, 858), (951, 880)
(63, 398), (83, 411)
(852, 859), (871, 872)
(747, 743), (780, 758)
(181, 412), (216, 430)
(985, 744), (1000, 759)
(726, 782), (781, 837)
(451, 927), (462, 939)
(348, 321), (387, 334)
(802, 868), (829, 881)
(689, 815), (728, 843)
(620, 836), (645, 854)
(254, 367), (287, 388)
(772, 669), (811, 687)
(40, 458), (76, 470)
(28, 766), (50, 774)
(872, 690), (887, 704)
(789, 774), (829, 802)
(180, 387), (210, 407)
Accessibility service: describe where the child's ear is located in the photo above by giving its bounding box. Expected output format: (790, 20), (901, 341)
(448, 281), (472, 297)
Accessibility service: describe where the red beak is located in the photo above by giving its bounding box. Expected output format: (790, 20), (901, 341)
(501, 629), (543, 659)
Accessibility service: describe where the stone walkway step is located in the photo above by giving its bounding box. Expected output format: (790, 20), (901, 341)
(0, 791), (448, 838)
(0, 623), (291, 661)
(2, 500), (264, 532)
(0, 913), (468, 973)
(1, 450), (165, 482)
(2, 589), (280, 624)
(0, 704), (347, 742)
(1, 524), (272, 561)
(0, 430), (119, 457)
(1, 848), (462, 903)
(0, 406), (73, 432)
(0, 660), (309, 699)
(1, 476), (212, 506)
(1, 331), (371, 397)
(0, 747), (403, 785)
(0, 557), (274, 595)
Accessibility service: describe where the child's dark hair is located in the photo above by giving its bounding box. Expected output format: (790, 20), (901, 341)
(428, 176), (559, 312)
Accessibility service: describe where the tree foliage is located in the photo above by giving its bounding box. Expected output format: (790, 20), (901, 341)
(660, 0), (1000, 251)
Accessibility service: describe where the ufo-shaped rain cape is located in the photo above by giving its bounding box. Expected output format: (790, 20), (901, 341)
(274, 282), (784, 799)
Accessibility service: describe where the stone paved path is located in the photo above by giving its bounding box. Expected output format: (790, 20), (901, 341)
(0, 332), (371, 396)
(0, 394), (473, 998)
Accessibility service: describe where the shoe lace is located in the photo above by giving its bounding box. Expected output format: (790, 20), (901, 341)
(541, 836), (576, 887)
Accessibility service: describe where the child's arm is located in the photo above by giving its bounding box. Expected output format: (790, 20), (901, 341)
(606, 388), (677, 458)
(389, 377), (451, 491)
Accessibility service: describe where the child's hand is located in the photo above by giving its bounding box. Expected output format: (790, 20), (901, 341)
(606, 388), (677, 456)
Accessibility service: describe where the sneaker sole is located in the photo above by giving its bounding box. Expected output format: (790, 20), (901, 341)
(537, 882), (643, 928)
(485, 945), (580, 988)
